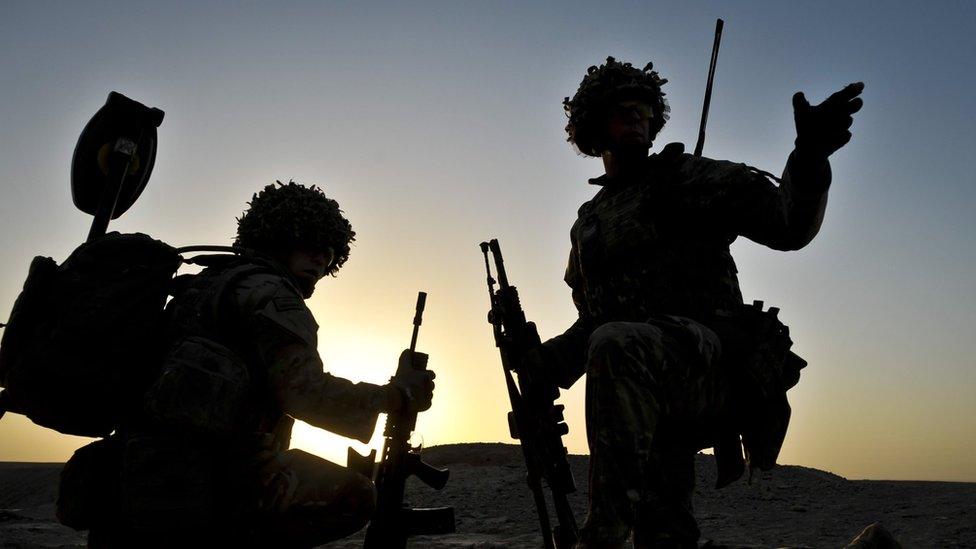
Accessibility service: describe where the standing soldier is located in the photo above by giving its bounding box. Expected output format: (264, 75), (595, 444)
(84, 181), (435, 547)
(535, 57), (863, 547)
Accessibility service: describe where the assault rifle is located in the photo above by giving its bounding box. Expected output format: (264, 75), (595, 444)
(347, 292), (455, 549)
(479, 239), (579, 549)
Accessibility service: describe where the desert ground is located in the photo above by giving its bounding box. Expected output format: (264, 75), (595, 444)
(1, 443), (974, 548)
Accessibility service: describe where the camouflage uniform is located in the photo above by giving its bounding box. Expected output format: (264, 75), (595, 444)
(544, 143), (830, 547)
(93, 256), (392, 547)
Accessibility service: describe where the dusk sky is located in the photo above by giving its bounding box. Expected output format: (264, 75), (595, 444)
(1, 1), (974, 482)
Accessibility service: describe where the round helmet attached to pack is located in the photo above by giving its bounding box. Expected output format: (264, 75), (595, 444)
(234, 181), (355, 277)
(563, 56), (670, 157)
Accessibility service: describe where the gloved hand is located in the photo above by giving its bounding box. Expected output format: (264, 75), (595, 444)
(793, 82), (864, 159)
(390, 349), (435, 413)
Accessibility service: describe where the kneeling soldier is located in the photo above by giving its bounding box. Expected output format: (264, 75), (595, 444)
(537, 58), (862, 547)
(90, 182), (434, 548)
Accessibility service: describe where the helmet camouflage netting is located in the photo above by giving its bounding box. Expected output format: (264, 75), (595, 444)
(563, 56), (670, 157)
(234, 181), (355, 276)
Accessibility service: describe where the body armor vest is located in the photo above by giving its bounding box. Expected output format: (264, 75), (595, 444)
(572, 154), (744, 323)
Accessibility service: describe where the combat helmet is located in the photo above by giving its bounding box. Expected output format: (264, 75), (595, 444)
(563, 56), (670, 157)
(235, 181), (355, 276)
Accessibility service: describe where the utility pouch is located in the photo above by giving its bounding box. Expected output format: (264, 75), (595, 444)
(708, 300), (807, 474)
(144, 335), (251, 435)
(710, 300), (805, 397)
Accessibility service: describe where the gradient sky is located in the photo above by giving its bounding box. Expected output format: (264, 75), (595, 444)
(1, 1), (974, 482)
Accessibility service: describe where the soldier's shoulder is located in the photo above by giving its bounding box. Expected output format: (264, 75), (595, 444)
(232, 262), (318, 345)
(658, 141), (687, 160)
(229, 261), (304, 314)
(576, 181), (604, 216)
(661, 145), (772, 185)
(654, 142), (711, 172)
(235, 269), (298, 295)
(653, 142), (727, 166)
(576, 198), (595, 217)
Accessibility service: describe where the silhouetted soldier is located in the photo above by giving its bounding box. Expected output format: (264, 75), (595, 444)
(535, 57), (863, 547)
(88, 182), (435, 547)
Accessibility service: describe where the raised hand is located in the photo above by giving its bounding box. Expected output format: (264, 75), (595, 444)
(793, 82), (864, 159)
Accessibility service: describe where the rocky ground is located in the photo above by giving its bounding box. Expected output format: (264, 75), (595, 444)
(1, 443), (974, 548)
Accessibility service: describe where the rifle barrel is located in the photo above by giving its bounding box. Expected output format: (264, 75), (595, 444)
(409, 291), (427, 352)
(488, 239), (510, 288)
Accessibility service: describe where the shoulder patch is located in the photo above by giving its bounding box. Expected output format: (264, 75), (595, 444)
(256, 292), (319, 347)
(230, 270), (318, 347)
(233, 271), (299, 315)
(271, 295), (305, 313)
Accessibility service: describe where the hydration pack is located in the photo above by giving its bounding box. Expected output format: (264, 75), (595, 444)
(0, 232), (183, 437)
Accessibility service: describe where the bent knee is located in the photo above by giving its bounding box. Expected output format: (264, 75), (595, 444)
(587, 322), (664, 370)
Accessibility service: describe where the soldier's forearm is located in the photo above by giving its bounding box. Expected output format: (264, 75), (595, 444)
(785, 148), (832, 198)
(774, 149), (832, 249)
(283, 377), (387, 443)
(266, 344), (387, 442)
(543, 317), (593, 389)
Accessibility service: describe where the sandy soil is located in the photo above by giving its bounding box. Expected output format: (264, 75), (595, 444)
(1, 443), (974, 548)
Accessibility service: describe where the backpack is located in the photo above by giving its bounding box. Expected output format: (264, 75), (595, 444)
(0, 232), (238, 438)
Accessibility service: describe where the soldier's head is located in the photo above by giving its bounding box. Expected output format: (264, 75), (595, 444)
(563, 56), (669, 157)
(235, 181), (355, 298)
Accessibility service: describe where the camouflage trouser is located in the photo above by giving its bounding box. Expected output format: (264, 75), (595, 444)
(89, 436), (375, 548)
(579, 318), (726, 549)
(251, 448), (376, 547)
